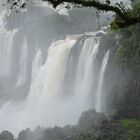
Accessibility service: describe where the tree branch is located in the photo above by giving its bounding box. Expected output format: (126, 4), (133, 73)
(6, 0), (140, 28)
(42, 0), (140, 28)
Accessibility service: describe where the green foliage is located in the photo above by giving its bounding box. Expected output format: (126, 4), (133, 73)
(131, 0), (140, 17)
(17, 128), (32, 140)
(121, 119), (140, 140)
(110, 0), (140, 29)
(38, 111), (140, 140)
(41, 127), (66, 140)
(0, 131), (14, 140)
(0, 110), (140, 140)
(78, 109), (106, 130)
(110, 21), (119, 30)
(115, 25), (140, 69)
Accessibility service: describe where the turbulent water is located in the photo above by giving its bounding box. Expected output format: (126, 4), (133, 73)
(0, 7), (110, 135)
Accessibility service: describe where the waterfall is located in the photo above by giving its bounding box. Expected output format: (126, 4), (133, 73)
(0, 5), (113, 136)
(0, 38), (77, 134)
(28, 38), (77, 100)
(16, 38), (28, 86)
(74, 36), (100, 108)
(95, 50), (110, 112)
(0, 30), (17, 76)
(0, 9), (6, 29)
(31, 48), (43, 81)
(0, 20), (109, 134)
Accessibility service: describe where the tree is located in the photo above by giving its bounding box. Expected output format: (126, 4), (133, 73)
(0, 131), (15, 140)
(4, 0), (140, 29)
(17, 128), (32, 140)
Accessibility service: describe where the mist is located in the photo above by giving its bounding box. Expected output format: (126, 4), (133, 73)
(0, 4), (111, 135)
(0, 0), (139, 140)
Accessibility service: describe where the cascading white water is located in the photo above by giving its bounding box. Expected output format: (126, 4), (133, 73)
(0, 30), (17, 76)
(0, 7), (110, 135)
(74, 36), (100, 106)
(28, 38), (76, 101)
(95, 50), (110, 112)
(0, 24), (110, 136)
(0, 5), (112, 136)
(0, 37), (78, 134)
(0, 9), (16, 76)
(31, 48), (43, 81)
(16, 38), (28, 86)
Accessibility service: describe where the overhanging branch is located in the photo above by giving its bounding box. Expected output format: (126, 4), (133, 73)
(6, 0), (140, 28)
(43, 0), (140, 28)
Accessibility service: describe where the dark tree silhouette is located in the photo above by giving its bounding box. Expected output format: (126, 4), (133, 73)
(0, 131), (15, 140)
